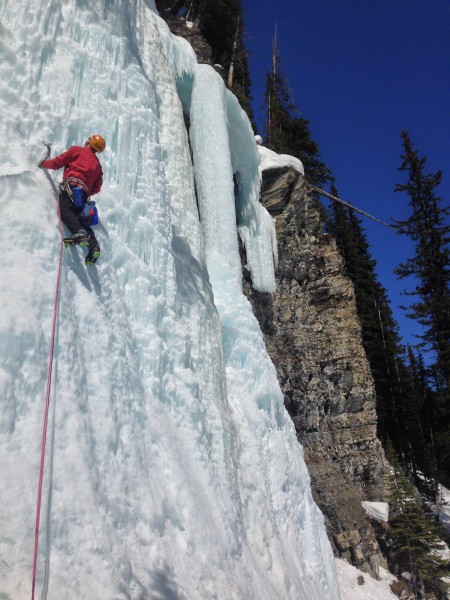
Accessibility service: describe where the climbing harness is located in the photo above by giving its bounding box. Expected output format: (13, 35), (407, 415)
(306, 181), (396, 231)
(58, 179), (98, 226)
(31, 145), (64, 600)
(49, 152), (98, 226)
(62, 176), (90, 195)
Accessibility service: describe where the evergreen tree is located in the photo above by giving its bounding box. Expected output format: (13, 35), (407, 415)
(156, 0), (255, 124)
(394, 131), (450, 388)
(225, 10), (255, 125)
(263, 34), (331, 187)
(329, 181), (450, 490)
(188, 0), (254, 121)
(328, 187), (414, 459)
(406, 350), (439, 487)
(394, 131), (450, 486)
(386, 442), (450, 599)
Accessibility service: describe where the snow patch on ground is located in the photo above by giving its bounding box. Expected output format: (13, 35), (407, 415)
(440, 484), (450, 534)
(336, 559), (398, 600)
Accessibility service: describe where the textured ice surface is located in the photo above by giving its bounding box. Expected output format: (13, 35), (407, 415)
(0, 1), (338, 598)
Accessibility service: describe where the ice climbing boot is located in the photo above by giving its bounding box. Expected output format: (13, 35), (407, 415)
(85, 244), (100, 265)
(64, 229), (90, 247)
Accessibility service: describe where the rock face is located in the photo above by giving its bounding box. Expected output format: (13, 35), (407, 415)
(242, 166), (388, 575)
(156, 7), (215, 67)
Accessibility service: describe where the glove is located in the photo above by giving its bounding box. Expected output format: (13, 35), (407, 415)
(38, 160), (44, 168)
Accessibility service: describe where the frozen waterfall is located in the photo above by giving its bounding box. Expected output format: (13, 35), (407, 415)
(0, 1), (339, 598)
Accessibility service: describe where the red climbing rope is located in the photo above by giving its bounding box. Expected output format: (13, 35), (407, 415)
(31, 200), (64, 600)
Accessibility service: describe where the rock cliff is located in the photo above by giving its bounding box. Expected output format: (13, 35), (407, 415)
(242, 165), (388, 575)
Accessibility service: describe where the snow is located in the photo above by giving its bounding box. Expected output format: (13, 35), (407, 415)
(256, 137), (305, 175)
(415, 474), (450, 535)
(362, 501), (389, 523)
(431, 483), (450, 594)
(0, 1), (339, 599)
(336, 559), (398, 600)
(440, 483), (450, 534)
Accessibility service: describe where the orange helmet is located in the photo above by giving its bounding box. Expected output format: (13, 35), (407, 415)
(87, 134), (106, 153)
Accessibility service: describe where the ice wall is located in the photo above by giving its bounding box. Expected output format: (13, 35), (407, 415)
(0, 1), (339, 598)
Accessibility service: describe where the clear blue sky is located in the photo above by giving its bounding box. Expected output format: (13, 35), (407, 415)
(242, 0), (450, 351)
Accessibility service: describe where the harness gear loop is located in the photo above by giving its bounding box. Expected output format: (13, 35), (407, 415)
(63, 176), (90, 195)
(58, 180), (74, 201)
(58, 179), (90, 210)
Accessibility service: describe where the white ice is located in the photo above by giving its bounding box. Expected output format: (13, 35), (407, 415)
(0, 1), (339, 598)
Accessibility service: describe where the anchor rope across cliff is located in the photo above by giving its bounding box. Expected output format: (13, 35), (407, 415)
(31, 145), (64, 600)
(306, 181), (396, 231)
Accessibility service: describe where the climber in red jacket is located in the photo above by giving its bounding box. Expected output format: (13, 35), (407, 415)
(40, 134), (105, 264)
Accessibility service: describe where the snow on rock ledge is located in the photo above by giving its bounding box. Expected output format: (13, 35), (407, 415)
(362, 501), (389, 523)
(255, 136), (304, 176)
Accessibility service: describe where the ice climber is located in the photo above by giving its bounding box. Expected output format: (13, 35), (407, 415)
(39, 134), (106, 264)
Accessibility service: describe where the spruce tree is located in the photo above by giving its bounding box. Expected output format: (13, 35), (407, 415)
(328, 188), (414, 459)
(386, 442), (450, 599)
(394, 131), (450, 387)
(224, 9), (255, 125)
(264, 34), (331, 187)
(189, 0), (254, 117)
(403, 346), (450, 529)
(394, 131), (450, 486)
(156, 0), (255, 124)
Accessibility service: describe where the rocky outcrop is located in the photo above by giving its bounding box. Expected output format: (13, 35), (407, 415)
(165, 15), (214, 65)
(156, 8), (214, 66)
(242, 166), (388, 576)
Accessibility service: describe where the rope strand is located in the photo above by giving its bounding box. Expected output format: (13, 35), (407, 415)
(31, 152), (63, 600)
(306, 182), (396, 231)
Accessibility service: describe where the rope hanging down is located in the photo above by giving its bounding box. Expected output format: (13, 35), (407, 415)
(31, 144), (63, 600)
(306, 182), (396, 231)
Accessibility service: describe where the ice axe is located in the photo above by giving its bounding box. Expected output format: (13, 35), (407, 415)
(39, 142), (52, 166)
(39, 142), (60, 196)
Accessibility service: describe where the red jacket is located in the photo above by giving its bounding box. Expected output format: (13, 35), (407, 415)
(42, 146), (103, 196)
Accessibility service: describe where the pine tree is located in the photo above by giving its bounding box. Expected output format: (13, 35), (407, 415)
(156, 0), (255, 124)
(406, 350), (439, 489)
(386, 442), (450, 599)
(328, 188), (414, 459)
(394, 131), (450, 486)
(263, 33), (331, 187)
(225, 10), (255, 125)
(264, 31), (293, 150)
(394, 131), (450, 387)
(195, 0), (255, 124)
